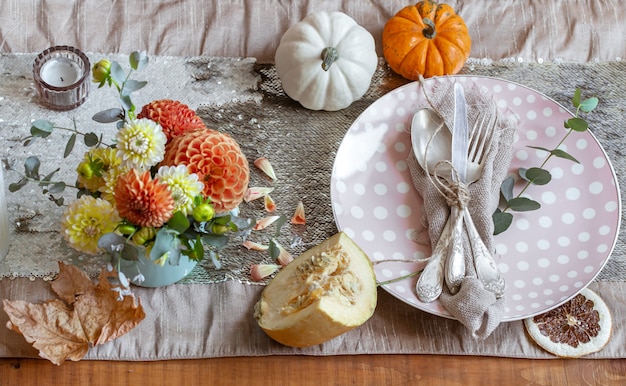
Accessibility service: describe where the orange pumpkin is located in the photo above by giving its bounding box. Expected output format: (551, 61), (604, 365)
(382, 1), (471, 80)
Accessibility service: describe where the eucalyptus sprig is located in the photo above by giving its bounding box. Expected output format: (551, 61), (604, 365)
(8, 51), (149, 205)
(492, 88), (599, 235)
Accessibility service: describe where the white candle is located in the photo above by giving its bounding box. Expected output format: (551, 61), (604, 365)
(39, 57), (82, 87)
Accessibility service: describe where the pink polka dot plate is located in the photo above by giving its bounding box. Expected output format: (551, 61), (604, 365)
(330, 76), (621, 321)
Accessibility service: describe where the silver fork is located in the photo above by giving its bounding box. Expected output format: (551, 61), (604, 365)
(464, 111), (506, 298)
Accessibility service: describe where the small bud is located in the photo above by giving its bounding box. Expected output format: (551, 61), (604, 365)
(76, 161), (94, 179)
(92, 59), (112, 86)
(192, 202), (215, 223)
(131, 227), (156, 245)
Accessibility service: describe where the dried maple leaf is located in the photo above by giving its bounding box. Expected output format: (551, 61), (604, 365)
(2, 262), (145, 365)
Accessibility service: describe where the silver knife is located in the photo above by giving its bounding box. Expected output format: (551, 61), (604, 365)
(444, 83), (469, 294)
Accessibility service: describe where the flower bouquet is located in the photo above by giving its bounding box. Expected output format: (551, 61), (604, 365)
(11, 51), (255, 286)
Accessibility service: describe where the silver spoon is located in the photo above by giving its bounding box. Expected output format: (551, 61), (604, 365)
(411, 108), (455, 303)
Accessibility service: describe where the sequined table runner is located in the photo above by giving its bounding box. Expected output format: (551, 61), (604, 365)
(0, 54), (625, 359)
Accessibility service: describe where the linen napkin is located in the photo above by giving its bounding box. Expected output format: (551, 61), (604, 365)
(408, 79), (519, 339)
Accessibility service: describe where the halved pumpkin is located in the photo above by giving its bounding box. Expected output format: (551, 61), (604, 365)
(254, 232), (377, 347)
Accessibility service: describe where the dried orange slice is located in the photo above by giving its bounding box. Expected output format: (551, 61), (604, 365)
(254, 232), (377, 347)
(524, 288), (612, 358)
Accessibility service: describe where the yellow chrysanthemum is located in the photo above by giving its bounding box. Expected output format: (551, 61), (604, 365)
(61, 196), (121, 255)
(76, 147), (121, 192)
(99, 163), (131, 205)
(156, 165), (204, 215)
(116, 118), (167, 170)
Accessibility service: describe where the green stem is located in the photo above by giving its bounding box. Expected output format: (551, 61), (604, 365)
(377, 270), (421, 286)
(422, 18), (436, 39)
(321, 47), (339, 71)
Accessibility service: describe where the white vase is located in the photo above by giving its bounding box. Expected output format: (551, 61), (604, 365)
(118, 253), (198, 288)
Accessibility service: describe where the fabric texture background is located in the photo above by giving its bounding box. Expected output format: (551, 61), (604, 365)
(1, 0), (625, 63)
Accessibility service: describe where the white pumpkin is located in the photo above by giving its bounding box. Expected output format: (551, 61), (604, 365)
(274, 11), (378, 111)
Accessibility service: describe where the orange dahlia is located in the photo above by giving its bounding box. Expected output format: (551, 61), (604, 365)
(138, 99), (206, 141)
(114, 169), (175, 227)
(161, 129), (249, 213)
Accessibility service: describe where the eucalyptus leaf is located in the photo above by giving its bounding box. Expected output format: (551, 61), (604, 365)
(24, 156), (41, 178)
(130, 51), (148, 71)
(8, 178), (28, 192)
(518, 167), (529, 182)
(83, 132), (100, 147)
(92, 108), (123, 123)
(48, 182), (66, 194)
(500, 176), (514, 201)
(525, 167), (551, 185)
(572, 88), (582, 108)
(200, 234), (229, 249)
(150, 228), (177, 261)
(507, 197), (541, 212)
(109, 61), (126, 86)
(550, 148), (580, 163)
(273, 214), (288, 238)
(580, 97), (599, 113)
(493, 210), (513, 236)
(119, 94), (133, 112)
(42, 169), (60, 183)
(269, 238), (279, 260)
(527, 145), (552, 154)
(30, 120), (54, 138)
(98, 233), (127, 253)
(167, 211), (190, 234)
(123, 79), (147, 93)
(64, 133), (76, 157)
(566, 117), (588, 132)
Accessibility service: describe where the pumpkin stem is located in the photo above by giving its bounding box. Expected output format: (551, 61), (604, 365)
(422, 18), (436, 39)
(321, 47), (339, 71)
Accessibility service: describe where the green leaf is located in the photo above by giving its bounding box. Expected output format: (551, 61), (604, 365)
(500, 176), (515, 201)
(42, 169), (60, 183)
(273, 215), (288, 238)
(525, 167), (551, 185)
(566, 117), (588, 132)
(200, 234), (229, 248)
(8, 178), (28, 192)
(269, 238), (280, 260)
(129, 51), (148, 71)
(83, 132), (99, 147)
(92, 108), (123, 123)
(64, 133), (76, 158)
(110, 61), (126, 86)
(572, 88), (582, 108)
(550, 148), (580, 163)
(47, 182), (66, 194)
(119, 94), (133, 113)
(527, 145), (552, 154)
(507, 197), (541, 212)
(30, 120), (54, 138)
(24, 156), (41, 178)
(123, 79), (147, 93)
(150, 228), (178, 262)
(579, 97), (599, 113)
(167, 211), (190, 234)
(492, 210), (513, 236)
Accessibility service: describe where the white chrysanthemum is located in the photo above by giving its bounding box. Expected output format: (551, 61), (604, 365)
(116, 118), (167, 170)
(156, 165), (204, 215)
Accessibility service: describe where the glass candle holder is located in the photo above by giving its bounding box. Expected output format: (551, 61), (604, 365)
(33, 46), (91, 111)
